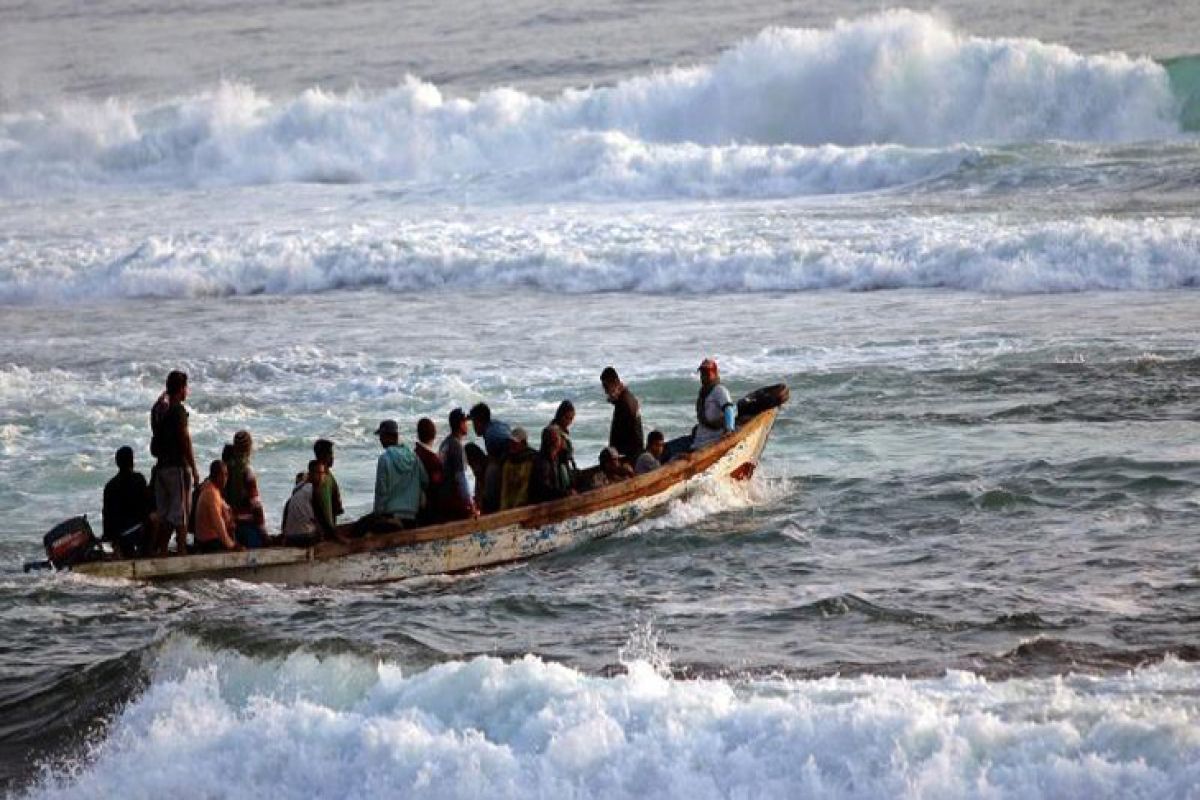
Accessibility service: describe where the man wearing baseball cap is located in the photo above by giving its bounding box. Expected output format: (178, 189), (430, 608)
(372, 418), (428, 527)
(693, 358), (736, 450)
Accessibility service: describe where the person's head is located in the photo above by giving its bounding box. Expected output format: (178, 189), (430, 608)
(209, 459), (228, 489)
(294, 471), (306, 486)
(314, 438), (335, 468)
(600, 366), (621, 399)
(233, 430), (253, 458)
(647, 430), (665, 459)
(307, 459), (325, 485)
(553, 399), (575, 429)
(469, 403), (491, 436)
(221, 443), (235, 464)
(540, 426), (562, 458)
(449, 407), (469, 437)
(417, 417), (436, 446)
(599, 446), (621, 475)
(165, 370), (188, 402)
(697, 358), (719, 387)
(375, 419), (399, 447)
(508, 427), (528, 455)
(115, 445), (134, 472)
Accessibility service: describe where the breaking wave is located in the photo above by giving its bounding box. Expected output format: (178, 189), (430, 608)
(0, 11), (1183, 197)
(22, 635), (1200, 800)
(3, 213), (1198, 303)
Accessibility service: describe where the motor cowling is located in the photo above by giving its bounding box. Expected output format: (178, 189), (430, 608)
(43, 516), (101, 569)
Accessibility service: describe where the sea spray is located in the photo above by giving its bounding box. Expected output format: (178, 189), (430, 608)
(23, 635), (1200, 800)
(0, 12), (1183, 197)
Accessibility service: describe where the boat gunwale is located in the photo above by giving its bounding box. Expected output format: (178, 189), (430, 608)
(73, 407), (778, 579)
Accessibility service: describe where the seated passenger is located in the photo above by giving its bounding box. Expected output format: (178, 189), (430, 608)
(530, 427), (574, 503)
(313, 439), (346, 541)
(465, 442), (487, 510)
(500, 427), (536, 510)
(635, 431), (666, 474)
(102, 446), (154, 558)
(282, 460), (325, 547)
(469, 403), (513, 513)
(372, 419), (428, 527)
(439, 408), (478, 520)
(195, 460), (241, 553)
(414, 417), (445, 526)
(544, 400), (579, 486)
(224, 430), (270, 548)
(589, 446), (634, 490)
(692, 358), (736, 450)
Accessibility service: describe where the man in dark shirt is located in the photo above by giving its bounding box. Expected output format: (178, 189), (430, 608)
(103, 446), (152, 558)
(601, 366), (644, 462)
(152, 370), (198, 555)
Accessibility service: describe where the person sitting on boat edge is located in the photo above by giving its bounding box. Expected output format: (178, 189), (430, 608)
(500, 427), (536, 511)
(370, 419), (428, 529)
(692, 357), (735, 450)
(469, 402), (512, 514)
(589, 446), (635, 490)
(636, 431), (666, 474)
(281, 460), (325, 546)
(195, 460), (242, 554)
(102, 446), (155, 558)
(151, 369), (198, 556)
(224, 430), (270, 548)
(414, 417), (445, 526)
(601, 366), (644, 463)
(439, 407), (479, 520)
(544, 400), (579, 488)
(313, 438), (346, 541)
(529, 427), (574, 503)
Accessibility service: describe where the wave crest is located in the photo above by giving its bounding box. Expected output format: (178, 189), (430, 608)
(0, 12), (1182, 197)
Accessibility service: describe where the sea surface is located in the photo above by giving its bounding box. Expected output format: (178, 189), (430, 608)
(1, 1), (1199, 798)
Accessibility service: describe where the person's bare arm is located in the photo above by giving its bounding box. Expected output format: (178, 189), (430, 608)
(182, 426), (198, 486)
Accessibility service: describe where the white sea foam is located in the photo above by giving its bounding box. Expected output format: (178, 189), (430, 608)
(3, 211), (1198, 303)
(0, 12), (1181, 198)
(25, 635), (1200, 800)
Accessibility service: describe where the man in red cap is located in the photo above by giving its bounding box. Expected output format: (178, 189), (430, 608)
(693, 357), (735, 450)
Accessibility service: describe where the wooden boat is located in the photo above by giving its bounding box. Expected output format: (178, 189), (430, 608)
(73, 398), (784, 586)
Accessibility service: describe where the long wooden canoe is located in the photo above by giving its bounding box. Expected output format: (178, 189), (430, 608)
(74, 406), (781, 586)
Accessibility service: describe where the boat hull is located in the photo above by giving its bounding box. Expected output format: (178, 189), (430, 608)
(74, 408), (779, 586)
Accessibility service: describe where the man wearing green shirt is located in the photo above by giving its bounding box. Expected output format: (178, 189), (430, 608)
(313, 439), (348, 542)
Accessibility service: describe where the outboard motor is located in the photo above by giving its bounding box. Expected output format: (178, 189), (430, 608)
(43, 515), (101, 569)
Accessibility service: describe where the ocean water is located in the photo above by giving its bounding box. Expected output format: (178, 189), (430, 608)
(1, 2), (1199, 798)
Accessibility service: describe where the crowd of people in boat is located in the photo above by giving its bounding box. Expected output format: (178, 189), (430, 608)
(101, 359), (738, 559)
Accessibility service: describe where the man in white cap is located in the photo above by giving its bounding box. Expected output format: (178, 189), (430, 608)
(372, 419), (428, 527)
(692, 358), (736, 450)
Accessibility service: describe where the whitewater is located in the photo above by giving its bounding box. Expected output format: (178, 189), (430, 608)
(2, 3), (1200, 798)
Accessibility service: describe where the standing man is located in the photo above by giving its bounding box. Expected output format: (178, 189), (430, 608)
(151, 370), (198, 555)
(469, 402), (512, 513)
(600, 366), (644, 462)
(372, 419), (428, 527)
(692, 357), (736, 450)
(439, 408), (478, 520)
(313, 439), (346, 541)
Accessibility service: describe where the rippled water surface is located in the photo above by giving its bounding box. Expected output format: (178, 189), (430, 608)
(3, 0), (1200, 795)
